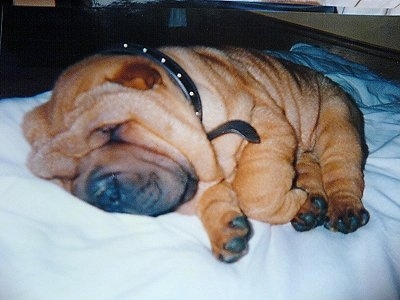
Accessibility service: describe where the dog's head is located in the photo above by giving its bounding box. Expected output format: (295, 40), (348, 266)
(23, 54), (223, 216)
(71, 119), (199, 216)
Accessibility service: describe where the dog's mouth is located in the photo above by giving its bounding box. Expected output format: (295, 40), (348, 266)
(72, 143), (198, 216)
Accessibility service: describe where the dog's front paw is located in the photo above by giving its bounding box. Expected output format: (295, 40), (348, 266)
(324, 204), (369, 234)
(214, 214), (252, 263)
(291, 195), (328, 232)
(198, 182), (252, 263)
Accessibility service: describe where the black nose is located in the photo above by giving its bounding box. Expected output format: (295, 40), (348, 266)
(86, 171), (161, 215)
(84, 170), (197, 216)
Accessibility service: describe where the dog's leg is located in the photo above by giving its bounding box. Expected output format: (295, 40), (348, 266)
(197, 181), (252, 263)
(291, 151), (328, 231)
(233, 107), (308, 224)
(315, 99), (369, 233)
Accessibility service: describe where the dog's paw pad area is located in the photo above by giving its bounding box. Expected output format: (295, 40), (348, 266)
(216, 215), (252, 263)
(324, 208), (370, 234)
(311, 196), (328, 212)
(291, 195), (328, 232)
(224, 237), (247, 253)
(219, 236), (249, 263)
(229, 215), (250, 230)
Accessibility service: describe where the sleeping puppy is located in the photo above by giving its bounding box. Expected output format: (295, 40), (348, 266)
(23, 46), (370, 262)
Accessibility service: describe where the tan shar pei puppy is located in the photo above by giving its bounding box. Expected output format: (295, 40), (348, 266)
(23, 46), (370, 262)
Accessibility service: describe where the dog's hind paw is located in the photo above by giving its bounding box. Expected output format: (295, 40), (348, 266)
(324, 207), (369, 234)
(291, 195), (328, 232)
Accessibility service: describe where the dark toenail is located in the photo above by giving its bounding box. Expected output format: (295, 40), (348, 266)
(360, 209), (370, 225)
(230, 216), (248, 229)
(311, 196), (328, 211)
(336, 218), (350, 234)
(291, 221), (311, 232)
(347, 212), (358, 232)
(299, 213), (315, 225)
(224, 237), (247, 253)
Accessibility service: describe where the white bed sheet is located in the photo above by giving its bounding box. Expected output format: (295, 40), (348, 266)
(1, 44), (399, 300)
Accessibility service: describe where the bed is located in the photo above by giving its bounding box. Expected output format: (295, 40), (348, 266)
(1, 41), (399, 299)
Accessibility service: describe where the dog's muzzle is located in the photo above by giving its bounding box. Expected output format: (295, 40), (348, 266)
(84, 168), (198, 216)
(72, 143), (199, 216)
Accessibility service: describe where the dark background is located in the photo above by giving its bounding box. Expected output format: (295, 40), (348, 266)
(1, 4), (399, 98)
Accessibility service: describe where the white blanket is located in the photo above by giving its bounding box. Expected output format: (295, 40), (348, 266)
(1, 44), (399, 300)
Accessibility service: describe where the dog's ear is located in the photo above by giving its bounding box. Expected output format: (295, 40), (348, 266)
(109, 63), (162, 90)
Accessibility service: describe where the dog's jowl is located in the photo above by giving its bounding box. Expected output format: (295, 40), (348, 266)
(23, 46), (370, 262)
